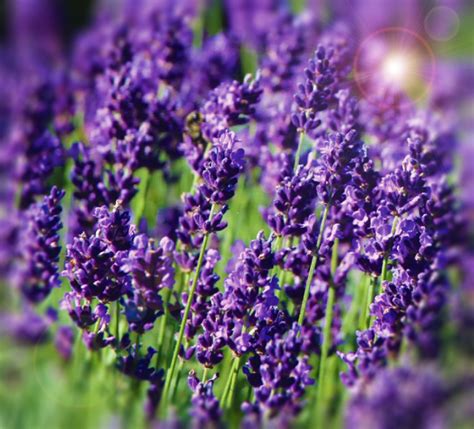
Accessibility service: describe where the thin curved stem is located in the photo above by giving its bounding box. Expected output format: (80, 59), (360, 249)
(161, 204), (216, 413)
(221, 357), (241, 410)
(155, 287), (171, 368)
(363, 276), (377, 330)
(297, 204), (330, 326)
(226, 357), (241, 409)
(315, 238), (339, 424)
(293, 132), (305, 171)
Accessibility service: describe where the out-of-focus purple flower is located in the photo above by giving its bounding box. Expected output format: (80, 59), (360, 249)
(55, 325), (75, 360)
(188, 371), (222, 429)
(184, 249), (220, 343)
(345, 366), (447, 429)
(260, 12), (306, 93)
(224, 0), (281, 49)
(154, 205), (183, 241)
(191, 33), (240, 92)
(17, 131), (64, 209)
(0, 307), (56, 345)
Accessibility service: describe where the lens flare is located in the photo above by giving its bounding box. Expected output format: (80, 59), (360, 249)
(354, 27), (436, 106)
(381, 53), (410, 83)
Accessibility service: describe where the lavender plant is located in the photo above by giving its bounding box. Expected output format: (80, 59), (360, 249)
(0, 1), (472, 429)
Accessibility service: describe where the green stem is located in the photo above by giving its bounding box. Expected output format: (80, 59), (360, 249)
(379, 217), (399, 288)
(315, 290), (336, 421)
(171, 354), (185, 404)
(226, 359), (241, 409)
(161, 204), (216, 412)
(315, 239), (339, 424)
(115, 300), (120, 341)
(221, 357), (239, 406)
(363, 276), (377, 330)
(272, 235), (283, 274)
(155, 288), (171, 367)
(133, 169), (151, 224)
(344, 275), (365, 337)
(293, 132), (304, 171)
(297, 204), (330, 326)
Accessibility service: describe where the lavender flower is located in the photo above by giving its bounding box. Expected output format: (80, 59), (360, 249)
(260, 12), (306, 93)
(243, 324), (314, 420)
(188, 371), (222, 429)
(63, 203), (134, 302)
(265, 166), (317, 237)
(122, 235), (175, 334)
(201, 131), (246, 205)
(200, 75), (262, 140)
(15, 186), (65, 303)
(346, 366), (447, 429)
(291, 45), (336, 135)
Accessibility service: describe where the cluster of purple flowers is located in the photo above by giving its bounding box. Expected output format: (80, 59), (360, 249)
(0, 1), (471, 428)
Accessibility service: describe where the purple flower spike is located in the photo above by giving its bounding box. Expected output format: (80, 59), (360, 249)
(201, 75), (262, 139)
(16, 186), (65, 303)
(201, 130), (246, 205)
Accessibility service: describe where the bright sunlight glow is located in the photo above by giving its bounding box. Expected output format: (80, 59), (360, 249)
(381, 53), (411, 85)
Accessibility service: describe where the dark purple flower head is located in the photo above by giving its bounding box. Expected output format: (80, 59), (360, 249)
(15, 186), (65, 303)
(195, 231), (276, 365)
(201, 130), (246, 205)
(243, 323), (314, 419)
(125, 235), (175, 309)
(63, 204), (134, 303)
(93, 202), (135, 252)
(63, 233), (123, 302)
(117, 345), (164, 383)
(201, 74), (262, 139)
(292, 45), (336, 135)
(18, 131), (64, 209)
(265, 166), (317, 237)
(60, 292), (98, 329)
(315, 130), (364, 205)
